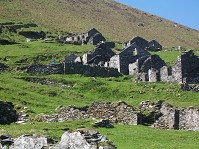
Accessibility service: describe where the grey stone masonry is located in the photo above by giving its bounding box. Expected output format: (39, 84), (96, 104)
(129, 54), (166, 76)
(132, 50), (199, 84)
(109, 43), (150, 75)
(123, 36), (149, 49)
(152, 103), (179, 130)
(39, 101), (139, 125)
(65, 28), (106, 45)
(27, 63), (121, 78)
(179, 107), (199, 130)
(171, 50), (199, 83)
(82, 42), (116, 65)
(147, 40), (162, 51)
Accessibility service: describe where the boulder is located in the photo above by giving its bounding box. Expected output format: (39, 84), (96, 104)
(0, 101), (18, 124)
(4, 135), (48, 149)
(93, 119), (114, 128)
(0, 63), (8, 71)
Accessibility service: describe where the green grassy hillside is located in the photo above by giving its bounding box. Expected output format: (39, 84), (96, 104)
(0, 0), (199, 148)
(0, 40), (199, 148)
(0, 0), (199, 48)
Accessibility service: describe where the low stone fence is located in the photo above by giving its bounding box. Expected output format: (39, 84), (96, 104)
(27, 63), (121, 77)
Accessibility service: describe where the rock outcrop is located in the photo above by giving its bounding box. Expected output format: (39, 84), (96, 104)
(0, 130), (116, 149)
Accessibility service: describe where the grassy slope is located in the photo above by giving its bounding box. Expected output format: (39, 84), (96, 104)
(0, 1), (199, 147)
(0, 0), (199, 48)
(0, 41), (199, 148)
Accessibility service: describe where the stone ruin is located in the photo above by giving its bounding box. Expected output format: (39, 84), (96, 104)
(82, 42), (116, 66)
(2, 100), (199, 131)
(27, 41), (120, 77)
(38, 101), (139, 125)
(130, 50), (199, 84)
(140, 100), (199, 131)
(123, 36), (162, 51)
(0, 130), (116, 149)
(27, 62), (120, 78)
(65, 28), (106, 45)
(129, 54), (166, 82)
(37, 100), (199, 131)
(108, 43), (150, 75)
(25, 28), (199, 87)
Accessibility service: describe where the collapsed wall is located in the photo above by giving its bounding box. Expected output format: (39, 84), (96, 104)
(38, 101), (139, 125)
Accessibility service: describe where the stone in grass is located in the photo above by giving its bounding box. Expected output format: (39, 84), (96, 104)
(93, 119), (114, 128)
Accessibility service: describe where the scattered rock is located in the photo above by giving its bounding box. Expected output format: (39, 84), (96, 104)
(0, 130), (116, 149)
(93, 119), (114, 128)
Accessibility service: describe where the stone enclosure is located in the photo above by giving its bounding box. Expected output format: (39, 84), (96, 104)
(35, 100), (199, 131)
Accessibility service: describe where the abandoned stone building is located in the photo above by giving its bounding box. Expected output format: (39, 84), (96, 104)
(82, 41), (116, 65)
(65, 28), (106, 45)
(123, 36), (149, 49)
(147, 40), (163, 51)
(131, 50), (199, 84)
(161, 50), (199, 84)
(129, 55), (166, 82)
(123, 36), (162, 51)
(108, 43), (150, 75)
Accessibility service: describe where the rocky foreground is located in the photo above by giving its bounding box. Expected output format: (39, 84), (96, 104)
(1, 100), (199, 148)
(0, 129), (116, 149)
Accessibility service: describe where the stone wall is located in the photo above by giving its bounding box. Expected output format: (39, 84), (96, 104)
(19, 31), (46, 39)
(87, 101), (139, 125)
(129, 55), (166, 82)
(123, 36), (149, 49)
(109, 44), (150, 75)
(82, 42), (116, 65)
(39, 101), (139, 125)
(152, 103), (179, 130)
(180, 50), (199, 83)
(65, 28), (106, 45)
(27, 63), (121, 77)
(132, 50), (199, 84)
(181, 83), (199, 92)
(147, 40), (162, 51)
(179, 108), (199, 130)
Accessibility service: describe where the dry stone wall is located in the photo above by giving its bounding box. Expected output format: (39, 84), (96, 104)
(87, 101), (139, 125)
(152, 103), (179, 130)
(179, 108), (199, 130)
(27, 63), (121, 78)
(39, 101), (139, 125)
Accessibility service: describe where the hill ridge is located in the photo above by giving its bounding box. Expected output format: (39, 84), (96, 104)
(0, 0), (199, 48)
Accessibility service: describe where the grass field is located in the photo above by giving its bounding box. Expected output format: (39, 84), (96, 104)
(1, 121), (199, 149)
(0, 41), (199, 148)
